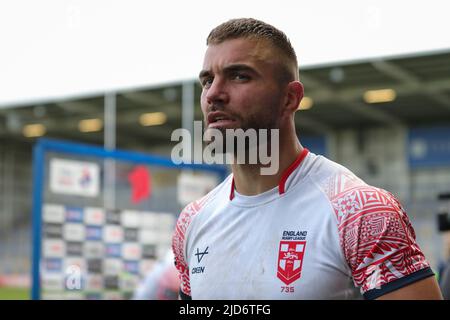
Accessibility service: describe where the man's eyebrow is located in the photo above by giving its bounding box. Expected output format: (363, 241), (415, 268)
(198, 64), (258, 80)
(223, 64), (258, 75)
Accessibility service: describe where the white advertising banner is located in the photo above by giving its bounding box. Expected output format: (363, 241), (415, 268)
(177, 172), (219, 206)
(49, 158), (100, 197)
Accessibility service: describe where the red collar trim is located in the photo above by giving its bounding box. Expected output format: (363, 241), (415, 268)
(229, 148), (309, 200)
(278, 148), (309, 194)
(229, 178), (236, 200)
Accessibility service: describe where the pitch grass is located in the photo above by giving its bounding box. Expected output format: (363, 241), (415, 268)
(0, 287), (29, 300)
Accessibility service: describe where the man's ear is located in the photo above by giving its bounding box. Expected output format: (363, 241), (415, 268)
(284, 81), (304, 113)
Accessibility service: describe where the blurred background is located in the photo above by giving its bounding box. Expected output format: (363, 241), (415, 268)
(1, 0), (450, 299)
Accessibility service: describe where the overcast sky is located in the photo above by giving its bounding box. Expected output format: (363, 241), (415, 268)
(1, 0), (449, 107)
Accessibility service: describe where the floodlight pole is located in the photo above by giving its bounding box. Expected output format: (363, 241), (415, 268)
(104, 92), (116, 150)
(104, 92), (116, 210)
(182, 81), (195, 157)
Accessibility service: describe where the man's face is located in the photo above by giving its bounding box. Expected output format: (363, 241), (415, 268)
(199, 38), (286, 136)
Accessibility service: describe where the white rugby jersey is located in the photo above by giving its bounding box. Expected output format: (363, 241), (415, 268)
(172, 149), (434, 300)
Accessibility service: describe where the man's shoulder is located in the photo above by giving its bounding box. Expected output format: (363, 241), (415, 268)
(308, 155), (405, 219)
(308, 154), (367, 198)
(172, 174), (232, 260)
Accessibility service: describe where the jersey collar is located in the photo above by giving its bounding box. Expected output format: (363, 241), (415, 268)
(229, 148), (309, 200)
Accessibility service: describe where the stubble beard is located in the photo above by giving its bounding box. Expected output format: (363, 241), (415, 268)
(203, 104), (280, 161)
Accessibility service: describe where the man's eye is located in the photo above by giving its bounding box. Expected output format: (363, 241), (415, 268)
(202, 78), (213, 87)
(233, 74), (250, 81)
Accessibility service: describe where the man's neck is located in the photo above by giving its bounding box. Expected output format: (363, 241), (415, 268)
(231, 136), (303, 196)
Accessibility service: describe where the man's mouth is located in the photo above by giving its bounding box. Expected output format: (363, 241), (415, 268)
(209, 119), (236, 128)
(207, 112), (236, 129)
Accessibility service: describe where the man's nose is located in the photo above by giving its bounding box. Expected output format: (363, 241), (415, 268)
(205, 78), (229, 106)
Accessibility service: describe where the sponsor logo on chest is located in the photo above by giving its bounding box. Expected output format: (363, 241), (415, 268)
(191, 246), (209, 274)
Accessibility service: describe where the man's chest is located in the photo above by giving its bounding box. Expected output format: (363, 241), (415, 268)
(185, 201), (358, 299)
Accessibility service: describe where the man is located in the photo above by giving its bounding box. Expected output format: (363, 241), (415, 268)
(172, 18), (443, 299)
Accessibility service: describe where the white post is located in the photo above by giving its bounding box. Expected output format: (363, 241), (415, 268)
(182, 81), (195, 164)
(104, 92), (116, 210)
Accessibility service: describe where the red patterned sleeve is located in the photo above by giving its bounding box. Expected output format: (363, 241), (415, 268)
(331, 186), (434, 299)
(171, 196), (209, 299)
